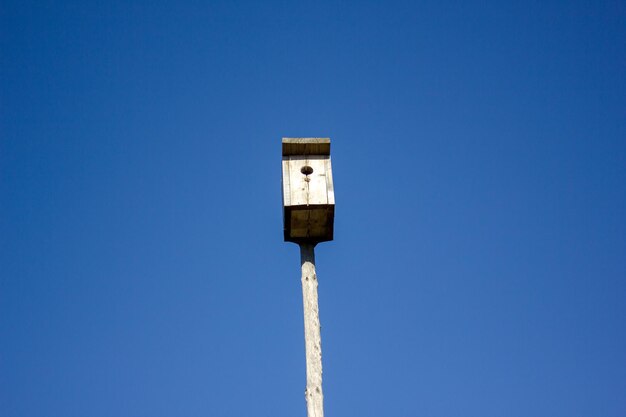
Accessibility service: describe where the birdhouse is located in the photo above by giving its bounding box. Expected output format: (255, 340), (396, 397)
(282, 138), (335, 243)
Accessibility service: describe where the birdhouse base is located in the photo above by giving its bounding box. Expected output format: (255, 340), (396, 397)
(284, 205), (335, 243)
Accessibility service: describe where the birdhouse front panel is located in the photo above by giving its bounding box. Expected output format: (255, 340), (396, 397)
(282, 138), (335, 243)
(283, 156), (332, 206)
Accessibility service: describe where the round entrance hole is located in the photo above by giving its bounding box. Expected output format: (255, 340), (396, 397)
(301, 166), (314, 175)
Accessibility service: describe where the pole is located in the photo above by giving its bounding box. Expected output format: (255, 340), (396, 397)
(299, 243), (324, 417)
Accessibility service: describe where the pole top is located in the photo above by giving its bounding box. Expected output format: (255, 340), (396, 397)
(282, 138), (330, 156)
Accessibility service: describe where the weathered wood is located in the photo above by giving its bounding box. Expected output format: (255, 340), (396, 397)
(324, 158), (335, 205)
(284, 156), (329, 206)
(283, 138), (331, 156)
(282, 138), (335, 243)
(287, 206), (334, 242)
(300, 243), (324, 417)
(282, 155), (292, 207)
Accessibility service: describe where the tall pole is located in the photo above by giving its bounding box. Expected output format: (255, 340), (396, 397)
(282, 138), (333, 417)
(299, 243), (324, 417)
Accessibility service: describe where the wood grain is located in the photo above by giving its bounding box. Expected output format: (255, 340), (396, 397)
(300, 243), (324, 417)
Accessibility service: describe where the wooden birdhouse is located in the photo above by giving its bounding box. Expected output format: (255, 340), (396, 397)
(282, 138), (335, 243)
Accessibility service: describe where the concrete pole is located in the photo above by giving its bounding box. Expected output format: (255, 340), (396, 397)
(299, 243), (324, 417)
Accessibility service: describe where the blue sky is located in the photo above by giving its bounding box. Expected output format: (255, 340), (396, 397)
(1, 1), (625, 416)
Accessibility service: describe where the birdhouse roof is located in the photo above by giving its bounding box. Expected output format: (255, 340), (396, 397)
(282, 138), (330, 156)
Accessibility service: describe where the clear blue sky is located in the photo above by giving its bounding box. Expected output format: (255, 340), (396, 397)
(1, 1), (625, 416)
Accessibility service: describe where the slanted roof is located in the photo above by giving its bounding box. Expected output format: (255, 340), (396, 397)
(282, 138), (330, 156)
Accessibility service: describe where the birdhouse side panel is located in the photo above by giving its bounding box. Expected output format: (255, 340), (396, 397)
(324, 157), (335, 205)
(281, 159), (291, 207)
